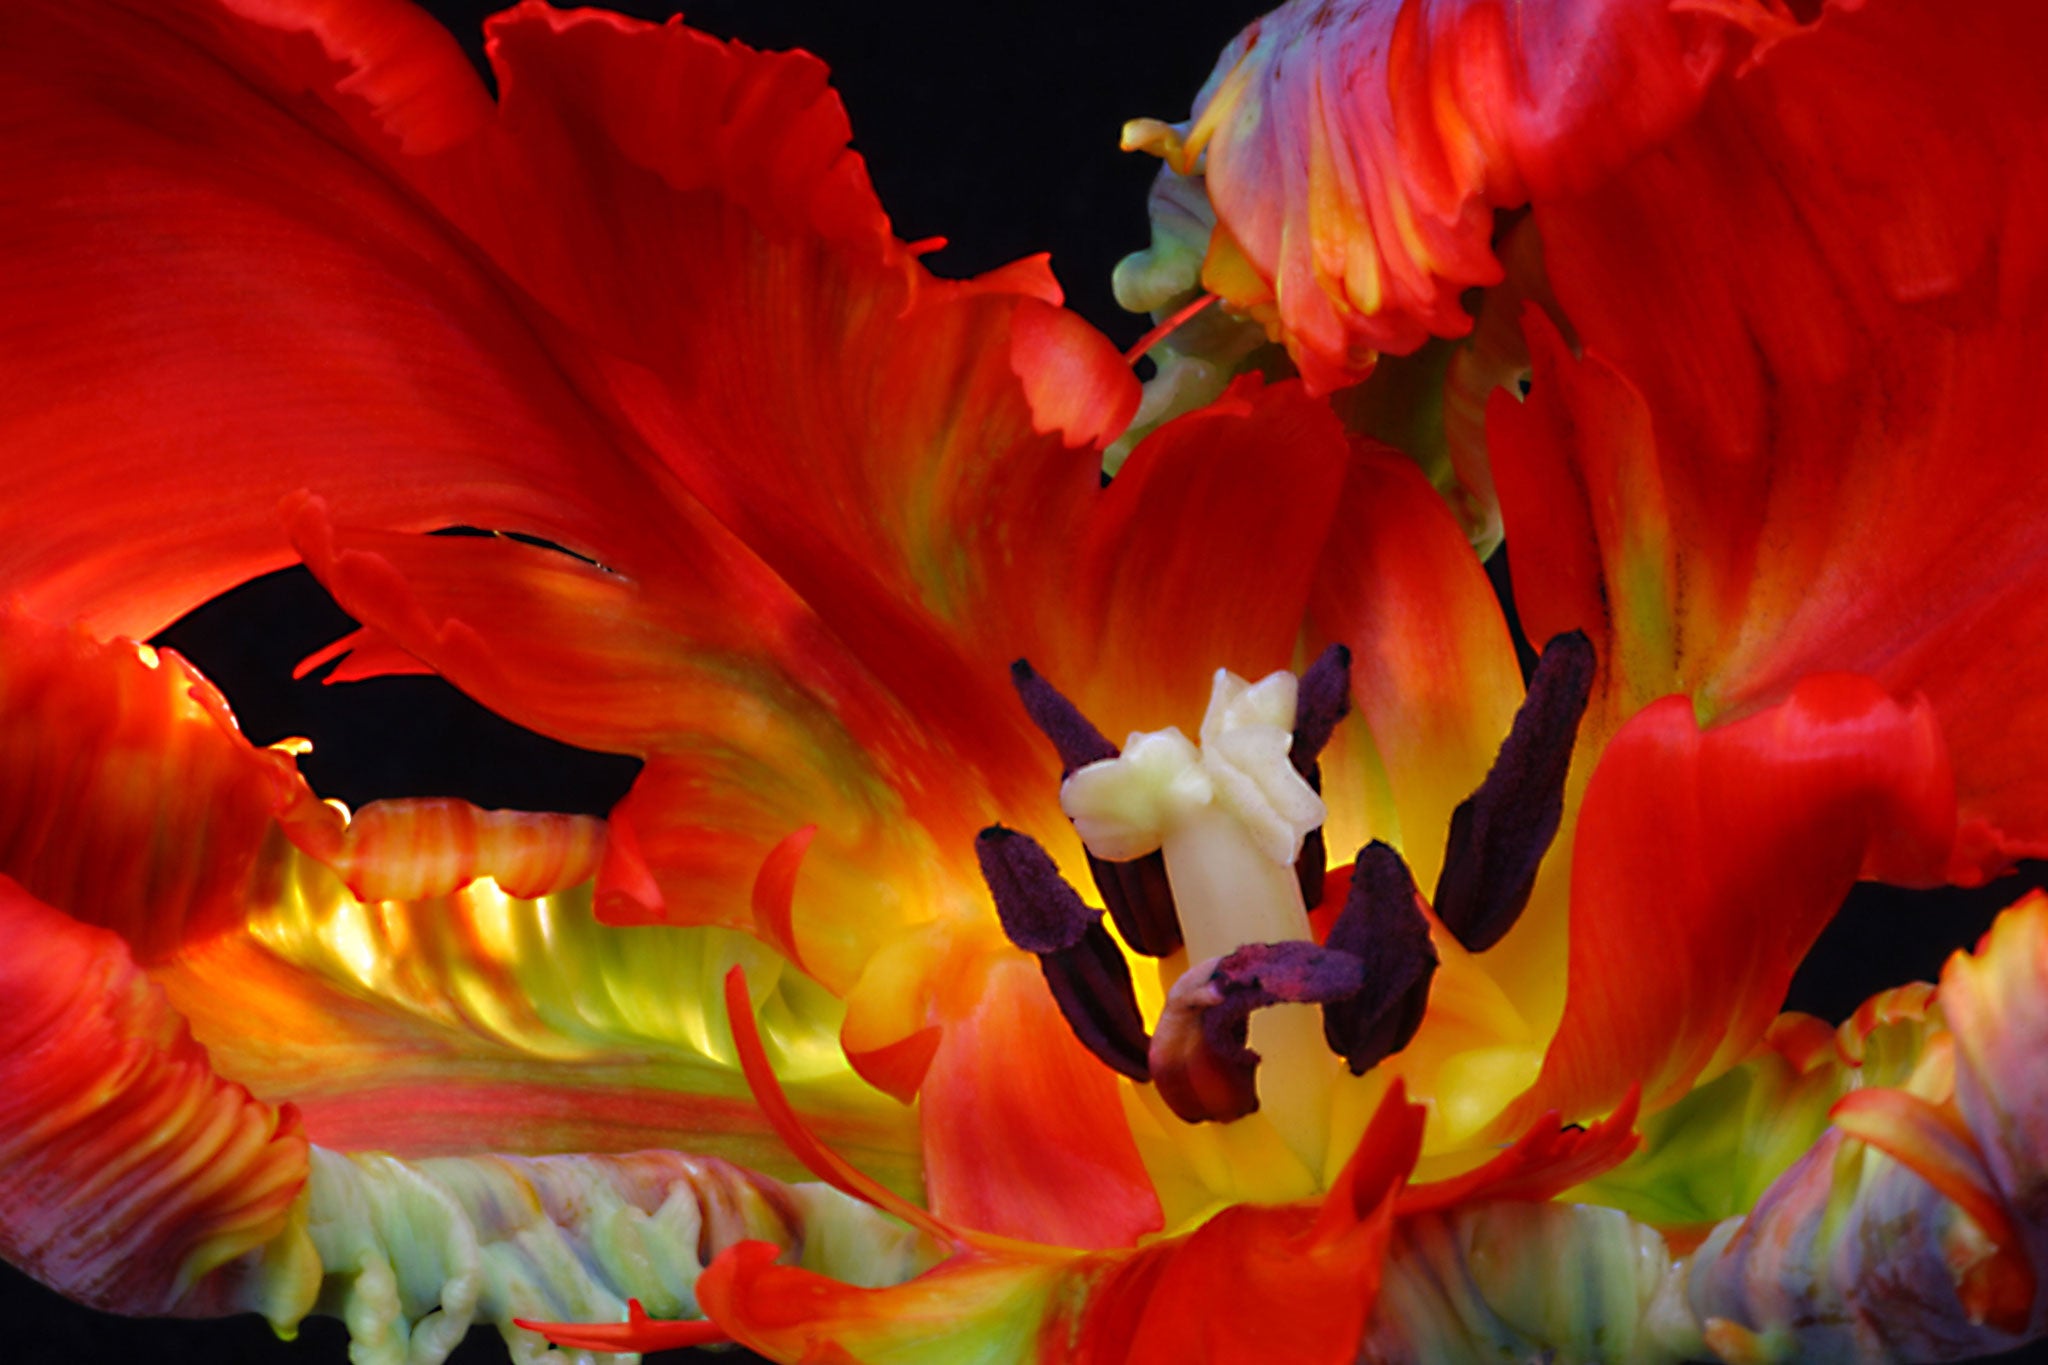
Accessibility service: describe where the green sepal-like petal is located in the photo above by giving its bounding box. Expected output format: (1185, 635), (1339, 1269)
(1560, 1029), (1849, 1231)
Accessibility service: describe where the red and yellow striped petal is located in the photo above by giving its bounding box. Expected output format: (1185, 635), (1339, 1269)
(1130, 0), (1760, 389)
(0, 876), (309, 1317)
(0, 606), (922, 1325)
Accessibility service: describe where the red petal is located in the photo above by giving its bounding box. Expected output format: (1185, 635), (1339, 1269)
(0, 877), (308, 1314)
(1525, 675), (1956, 1121)
(1492, 0), (2048, 875)
(0, 0), (654, 639)
(1071, 1085), (1423, 1365)
(1154, 0), (1755, 388)
(915, 950), (1162, 1249)
(407, 5), (1135, 732)
(1069, 378), (1352, 740)
(287, 499), (977, 992)
(1397, 1089), (1640, 1217)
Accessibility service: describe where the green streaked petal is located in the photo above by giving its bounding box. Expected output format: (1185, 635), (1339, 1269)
(155, 832), (921, 1197)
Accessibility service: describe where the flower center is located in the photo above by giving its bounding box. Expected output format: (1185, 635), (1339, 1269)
(978, 633), (1595, 1189)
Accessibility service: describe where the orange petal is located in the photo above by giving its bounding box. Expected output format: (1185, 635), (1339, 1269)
(1307, 444), (1524, 894)
(1526, 675), (1956, 1122)
(289, 797), (604, 903)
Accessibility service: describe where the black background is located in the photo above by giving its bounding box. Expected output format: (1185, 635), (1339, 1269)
(10, 1), (2047, 1361)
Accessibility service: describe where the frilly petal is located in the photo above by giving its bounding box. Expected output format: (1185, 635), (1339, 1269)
(0, 608), (323, 960)
(0, 877), (309, 1320)
(0, 604), (926, 1337)
(1686, 892), (2048, 1358)
(1131, 0), (1757, 389)
(293, 1147), (930, 1365)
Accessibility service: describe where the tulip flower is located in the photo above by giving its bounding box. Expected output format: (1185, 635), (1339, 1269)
(2, 1), (2046, 1364)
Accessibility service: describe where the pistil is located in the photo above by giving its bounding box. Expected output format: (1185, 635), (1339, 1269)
(1062, 667), (1339, 1170)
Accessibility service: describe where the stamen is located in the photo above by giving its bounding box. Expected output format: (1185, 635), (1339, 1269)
(975, 824), (1095, 954)
(1289, 643), (1352, 910)
(1433, 631), (1595, 952)
(1289, 644), (1354, 775)
(1042, 922), (1153, 1082)
(1149, 941), (1367, 1124)
(1087, 848), (1183, 957)
(1010, 659), (1117, 774)
(1321, 841), (1437, 1074)
(975, 827), (1152, 1081)
(1011, 659), (1182, 956)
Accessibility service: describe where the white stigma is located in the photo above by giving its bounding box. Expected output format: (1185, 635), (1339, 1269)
(1062, 668), (1326, 872)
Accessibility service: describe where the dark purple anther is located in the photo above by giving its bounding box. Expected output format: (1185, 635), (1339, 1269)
(1321, 841), (1438, 1074)
(976, 824), (1094, 953)
(1041, 921), (1153, 1082)
(1010, 659), (1117, 775)
(1289, 643), (1353, 777)
(1150, 940), (1367, 1124)
(976, 826), (1152, 1081)
(1289, 643), (1352, 912)
(1010, 659), (1182, 957)
(1433, 630), (1595, 952)
(1088, 850), (1183, 957)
